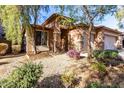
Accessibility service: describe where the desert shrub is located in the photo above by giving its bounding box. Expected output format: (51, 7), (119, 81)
(93, 50), (118, 59)
(61, 70), (76, 87)
(86, 82), (119, 88)
(0, 43), (8, 55)
(86, 81), (101, 88)
(111, 51), (119, 58)
(92, 62), (106, 73)
(0, 62), (43, 88)
(93, 50), (102, 58)
(67, 49), (80, 60)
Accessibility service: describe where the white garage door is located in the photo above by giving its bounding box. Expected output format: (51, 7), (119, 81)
(104, 35), (116, 50)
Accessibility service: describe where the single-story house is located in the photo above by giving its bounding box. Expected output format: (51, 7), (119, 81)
(0, 13), (123, 55)
(31, 13), (122, 54)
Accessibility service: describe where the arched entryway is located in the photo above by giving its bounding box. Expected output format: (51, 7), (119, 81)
(35, 30), (49, 52)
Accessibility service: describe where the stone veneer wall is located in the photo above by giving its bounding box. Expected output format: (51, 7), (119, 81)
(94, 31), (104, 50)
(68, 28), (84, 52)
(115, 36), (123, 49)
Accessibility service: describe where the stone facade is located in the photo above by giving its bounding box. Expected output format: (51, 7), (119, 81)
(32, 14), (122, 54)
(94, 31), (104, 50)
(114, 36), (122, 49)
(68, 28), (84, 52)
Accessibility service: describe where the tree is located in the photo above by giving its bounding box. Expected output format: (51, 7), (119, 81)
(81, 5), (117, 62)
(0, 5), (49, 55)
(116, 6), (124, 28)
(20, 5), (50, 55)
(0, 6), (22, 45)
(57, 5), (117, 62)
(20, 5), (38, 55)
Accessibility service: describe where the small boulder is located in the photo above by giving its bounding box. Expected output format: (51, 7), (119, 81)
(119, 81), (124, 88)
(118, 52), (124, 61)
(12, 45), (21, 54)
(0, 43), (8, 56)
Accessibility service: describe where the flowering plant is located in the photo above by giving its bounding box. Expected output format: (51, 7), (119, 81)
(67, 49), (80, 60)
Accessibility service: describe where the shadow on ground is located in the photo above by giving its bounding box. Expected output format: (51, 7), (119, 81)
(36, 75), (65, 88)
(0, 53), (26, 59)
(0, 62), (10, 65)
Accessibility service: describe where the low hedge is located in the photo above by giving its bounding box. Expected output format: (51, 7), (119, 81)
(93, 50), (118, 59)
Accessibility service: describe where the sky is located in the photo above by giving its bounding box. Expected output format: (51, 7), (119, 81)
(98, 14), (121, 31)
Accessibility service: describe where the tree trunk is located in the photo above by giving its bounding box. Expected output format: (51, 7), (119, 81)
(33, 27), (37, 54)
(87, 23), (93, 63)
(32, 10), (38, 54)
(26, 27), (36, 55)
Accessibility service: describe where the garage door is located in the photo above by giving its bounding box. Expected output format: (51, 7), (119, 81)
(104, 35), (116, 50)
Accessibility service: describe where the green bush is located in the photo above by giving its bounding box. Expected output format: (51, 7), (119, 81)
(86, 82), (119, 88)
(93, 50), (118, 59)
(61, 70), (75, 88)
(93, 50), (102, 58)
(87, 82), (101, 88)
(0, 62), (43, 88)
(92, 62), (106, 73)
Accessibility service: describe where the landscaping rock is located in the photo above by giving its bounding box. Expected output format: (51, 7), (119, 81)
(0, 43), (8, 56)
(12, 45), (21, 54)
(119, 81), (124, 88)
(118, 52), (124, 61)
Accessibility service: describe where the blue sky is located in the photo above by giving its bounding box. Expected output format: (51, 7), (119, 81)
(98, 14), (120, 30)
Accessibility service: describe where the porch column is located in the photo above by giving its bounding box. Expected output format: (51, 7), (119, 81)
(68, 33), (71, 50)
(53, 19), (61, 53)
(53, 31), (61, 53)
(47, 31), (50, 49)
